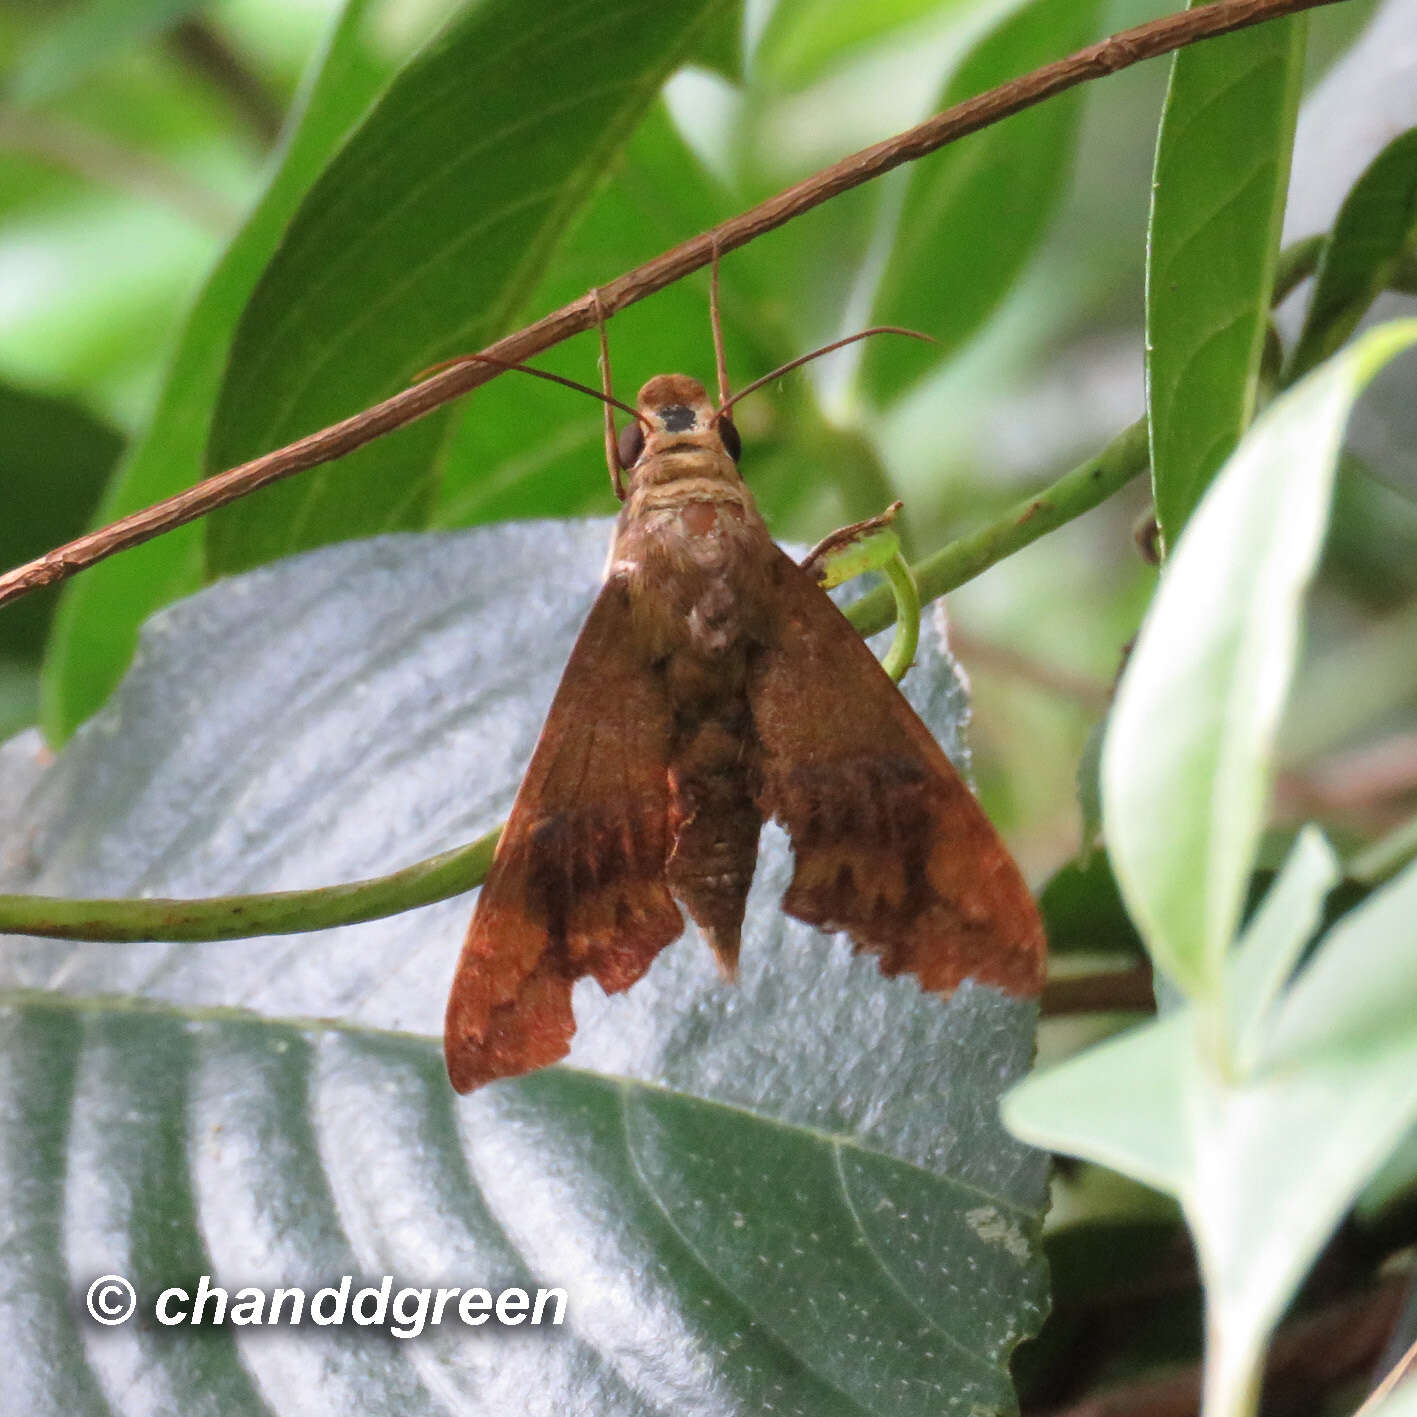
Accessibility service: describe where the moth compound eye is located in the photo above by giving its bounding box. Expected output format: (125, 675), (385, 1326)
(718, 414), (742, 462)
(617, 421), (645, 469)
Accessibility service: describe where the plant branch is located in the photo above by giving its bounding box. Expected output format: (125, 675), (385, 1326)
(1271, 233), (1326, 305)
(0, 829), (498, 942)
(1040, 965), (1156, 1017)
(0, 0), (1349, 613)
(847, 418), (1151, 638)
(0, 106), (238, 233)
(0, 449), (1142, 944)
(168, 17), (285, 148)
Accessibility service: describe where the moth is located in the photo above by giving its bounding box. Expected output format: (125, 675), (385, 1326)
(443, 290), (1045, 1093)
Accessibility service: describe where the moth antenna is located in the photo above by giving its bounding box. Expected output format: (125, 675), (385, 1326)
(589, 288), (626, 501)
(709, 234), (731, 409)
(414, 352), (648, 432)
(712, 327), (935, 421)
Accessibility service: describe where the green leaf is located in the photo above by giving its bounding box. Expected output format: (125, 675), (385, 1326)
(9, 0), (210, 105)
(1002, 1010), (1191, 1197)
(1189, 855), (1417, 1417)
(205, 0), (736, 576)
(754, 0), (979, 87)
(1288, 126), (1417, 382)
(1225, 825), (1338, 1069)
(696, 1), (744, 81)
(1036, 852), (1146, 962)
(39, 0), (391, 743)
(860, 0), (1103, 401)
(1, 521), (1047, 1415)
(1146, 9), (1306, 547)
(1006, 852), (1417, 1417)
(434, 101), (777, 530)
(1102, 321), (1417, 1001)
(0, 383), (120, 662)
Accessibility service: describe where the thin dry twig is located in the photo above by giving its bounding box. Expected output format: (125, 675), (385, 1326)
(1355, 1333), (1417, 1417)
(0, 107), (238, 233)
(0, 0), (1347, 612)
(1040, 965), (1156, 1017)
(169, 17), (285, 148)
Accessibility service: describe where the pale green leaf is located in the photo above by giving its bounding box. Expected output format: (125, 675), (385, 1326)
(1001, 1010), (1191, 1196)
(1008, 853), (1417, 1417)
(1103, 321), (1417, 1000)
(1226, 825), (1338, 1068)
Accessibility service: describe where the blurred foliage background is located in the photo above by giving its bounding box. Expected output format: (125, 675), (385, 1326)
(2, 1), (1417, 1411)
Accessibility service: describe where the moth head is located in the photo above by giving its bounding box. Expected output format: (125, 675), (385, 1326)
(630, 374), (741, 466)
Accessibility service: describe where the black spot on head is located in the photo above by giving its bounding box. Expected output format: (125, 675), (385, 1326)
(659, 403), (697, 432)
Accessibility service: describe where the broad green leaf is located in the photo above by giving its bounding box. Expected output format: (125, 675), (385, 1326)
(1102, 321), (1417, 1000)
(1288, 126), (1417, 381)
(205, 0), (736, 575)
(1, 521), (1047, 1415)
(1007, 851), (1417, 1417)
(1146, 10), (1305, 546)
(40, 0), (391, 743)
(860, 0), (1103, 401)
(9, 0), (209, 104)
(0, 383), (120, 662)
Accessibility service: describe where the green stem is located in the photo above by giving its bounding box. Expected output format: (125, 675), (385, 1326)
(0, 422), (1152, 948)
(0, 828), (499, 942)
(1271, 233), (1325, 306)
(880, 550), (920, 682)
(847, 416), (1151, 639)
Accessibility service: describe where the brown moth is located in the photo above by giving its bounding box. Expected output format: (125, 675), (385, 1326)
(444, 308), (1045, 1093)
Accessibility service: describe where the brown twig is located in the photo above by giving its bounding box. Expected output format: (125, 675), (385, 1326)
(949, 627), (1114, 713)
(1357, 1333), (1417, 1417)
(0, 106), (237, 233)
(0, 0), (1348, 613)
(1040, 965), (1156, 1017)
(168, 17), (285, 148)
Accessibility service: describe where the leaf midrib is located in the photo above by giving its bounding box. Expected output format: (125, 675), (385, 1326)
(3, 988), (1030, 1207)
